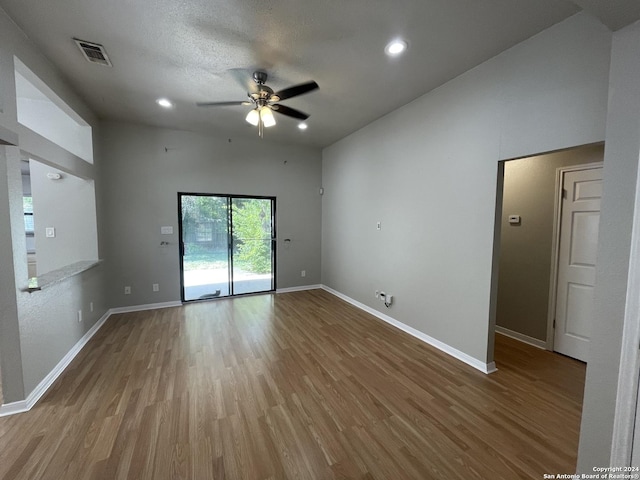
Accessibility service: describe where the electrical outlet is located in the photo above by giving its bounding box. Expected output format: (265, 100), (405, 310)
(78, 310), (83, 323)
(301, 270), (306, 278)
(375, 290), (380, 298)
(153, 283), (159, 292)
(124, 286), (131, 295)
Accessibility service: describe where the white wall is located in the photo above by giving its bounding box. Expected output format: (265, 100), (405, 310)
(99, 122), (323, 307)
(322, 13), (611, 367)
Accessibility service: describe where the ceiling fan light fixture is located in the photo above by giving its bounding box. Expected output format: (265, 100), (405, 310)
(298, 123), (308, 130)
(245, 108), (260, 126)
(385, 39), (408, 56)
(260, 107), (276, 127)
(156, 98), (173, 108)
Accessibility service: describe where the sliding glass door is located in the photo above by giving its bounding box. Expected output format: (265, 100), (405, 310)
(230, 197), (275, 295)
(178, 194), (275, 301)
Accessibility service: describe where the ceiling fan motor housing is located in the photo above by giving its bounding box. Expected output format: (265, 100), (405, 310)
(249, 72), (277, 106)
(253, 71), (268, 85)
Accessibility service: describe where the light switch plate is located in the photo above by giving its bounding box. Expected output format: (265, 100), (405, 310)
(161, 226), (173, 235)
(45, 227), (56, 238)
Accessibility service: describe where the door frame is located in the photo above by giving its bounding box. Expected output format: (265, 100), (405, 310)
(177, 192), (277, 302)
(545, 162), (603, 351)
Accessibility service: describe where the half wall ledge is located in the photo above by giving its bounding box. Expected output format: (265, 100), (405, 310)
(21, 259), (103, 293)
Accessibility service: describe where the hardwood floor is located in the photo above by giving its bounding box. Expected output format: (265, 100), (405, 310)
(0, 289), (586, 479)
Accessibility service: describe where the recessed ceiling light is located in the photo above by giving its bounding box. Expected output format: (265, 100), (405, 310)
(298, 123), (308, 130)
(156, 98), (173, 108)
(385, 39), (408, 57)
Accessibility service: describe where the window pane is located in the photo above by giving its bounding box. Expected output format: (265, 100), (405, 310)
(24, 214), (34, 233)
(23, 197), (34, 233)
(23, 196), (33, 213)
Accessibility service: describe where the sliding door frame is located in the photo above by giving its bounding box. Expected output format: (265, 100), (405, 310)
(177, 192), (277, 302)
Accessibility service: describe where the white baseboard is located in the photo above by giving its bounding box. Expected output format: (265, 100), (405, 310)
(109, 300), (182, 314)
(321, 285), (497, 374)
(276, 284), (322, 294)
(495, 326), (547, 350)
(0, 301), (182, 417)
(0, 399), (28, 416)
(0, 308), (111, 417)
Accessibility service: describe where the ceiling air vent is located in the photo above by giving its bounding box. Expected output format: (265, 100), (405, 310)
(73, 38), (112, 67)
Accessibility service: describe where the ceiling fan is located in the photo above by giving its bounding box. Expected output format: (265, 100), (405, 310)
(197, 70), (319, 138)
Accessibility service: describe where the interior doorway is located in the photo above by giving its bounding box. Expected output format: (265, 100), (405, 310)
(493, 144), (604, 362)
(178, 193), (276, 301)
(551, 164), (602, 361)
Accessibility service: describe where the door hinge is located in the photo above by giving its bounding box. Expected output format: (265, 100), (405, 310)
(562, 189), (568, 199)
(553, 319), (556, 329)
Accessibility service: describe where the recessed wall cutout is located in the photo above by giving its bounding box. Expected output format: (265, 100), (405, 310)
(14, 57), (93, 163)
(21, 158), (99, 281)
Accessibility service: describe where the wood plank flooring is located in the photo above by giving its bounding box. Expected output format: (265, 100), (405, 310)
(0, 289), (586, 479)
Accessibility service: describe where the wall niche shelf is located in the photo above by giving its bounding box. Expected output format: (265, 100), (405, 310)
(23, 259), (102, 293)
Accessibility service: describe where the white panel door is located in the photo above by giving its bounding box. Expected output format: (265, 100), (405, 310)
(554, 167), (602, 362)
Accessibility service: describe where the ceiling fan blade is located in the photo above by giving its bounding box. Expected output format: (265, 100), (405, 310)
(228, 68), (258, 93)
(273, 81), (319, 101)
(196, 101), (251, 107)
(271, 104), (310, 120)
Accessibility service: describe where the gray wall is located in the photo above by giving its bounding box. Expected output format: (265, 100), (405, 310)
(578, 19), (640, 471)
(29, 160), (99, 276)
(99, 122), (322, 308)
(0, 147), (24, 404)
(322, 13), (611, 366)
(0, 6), (107, 403)
(497, 145), (604, 341)
(6, 148), (108, 397)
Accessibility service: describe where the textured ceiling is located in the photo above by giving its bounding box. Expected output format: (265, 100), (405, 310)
(0, 0), (637, 148)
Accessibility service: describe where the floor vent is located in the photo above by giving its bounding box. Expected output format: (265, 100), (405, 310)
(73, 38), (112, 67)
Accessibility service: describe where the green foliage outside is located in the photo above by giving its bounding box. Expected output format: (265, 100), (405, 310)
(181, 195), (227, 238)
(232, 199), (272, 274)
(181, 196), (272, 274)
